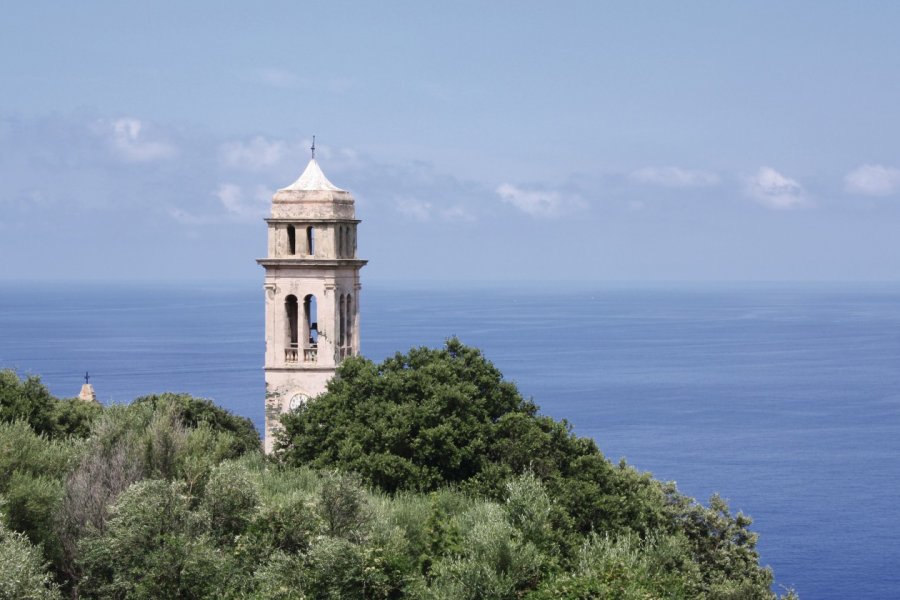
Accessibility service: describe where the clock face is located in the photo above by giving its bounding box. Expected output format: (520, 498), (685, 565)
(289, 393), (308, 411)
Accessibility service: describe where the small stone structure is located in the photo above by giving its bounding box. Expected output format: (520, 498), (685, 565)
(78, 383), (96, 402)
(258, 154), (367, 453)
(78, 372), (97, 402)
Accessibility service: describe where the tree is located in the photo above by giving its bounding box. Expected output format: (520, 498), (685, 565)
(0, 516), (61, 600)
(277, 339), (535, 493)
(77, 479), (231, 600)
(0, 371), (100, 439)
(277, 339), (781, 598)
(0, 362), (795, 599)
(132, 392), (259, 455)
(0, 371), (61, 438)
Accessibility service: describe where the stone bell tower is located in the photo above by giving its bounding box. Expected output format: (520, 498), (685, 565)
(258, 146), (366, 453)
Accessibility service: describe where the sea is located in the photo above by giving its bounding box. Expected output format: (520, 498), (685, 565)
(1, 280), (899, 599)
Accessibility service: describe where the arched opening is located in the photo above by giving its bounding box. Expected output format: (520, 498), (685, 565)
(349, 227), (355, 258)
(284, 295), (299, 363)
(287, 225), (296, 255)
(345, 293), (353, 354)
(338, 226), (344, 258)
(306, 226), (315, 256)
(339, 294), (346, 356)
(303, 295), (318, 364)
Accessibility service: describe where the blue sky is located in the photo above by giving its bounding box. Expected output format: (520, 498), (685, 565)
(2, 1), (900, 282)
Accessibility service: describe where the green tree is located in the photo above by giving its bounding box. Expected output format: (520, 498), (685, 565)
(318, 471), (372, 542)
(78, 479), (231, 599)
(427, 503), (543, 600)
(133, 392), (260, 455)
(0, 371), (61, 438)
(0, 515), (61, 600)
(0, 362), (795, 599)
(202, 460), (260, 545)
(277, 339), (782, 598)
(527, 533), (703, 600)
(277, 339), (534, 492)
(0, 421), (76, 569)
(0, 371), (100, 439)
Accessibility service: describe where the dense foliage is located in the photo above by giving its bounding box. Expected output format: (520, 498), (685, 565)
(0, 354), (796, 599)
(0, 371), (100, 439)
(279, 340), (794, 599)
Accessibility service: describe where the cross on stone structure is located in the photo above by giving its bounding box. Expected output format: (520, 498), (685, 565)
(84, 371), (90, 384)
(311, 135), (316, 160)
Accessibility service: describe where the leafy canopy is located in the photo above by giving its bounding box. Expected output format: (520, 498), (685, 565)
(279, 338), (536, 492)
(0, 351), (796, 599)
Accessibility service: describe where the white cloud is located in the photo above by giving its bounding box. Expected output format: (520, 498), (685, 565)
(218, 136), (359, 176)
(219, 136), (289, 170)
(630, 166), (719, 188)
(495, 183), (585, 218)
(215, 183), (270, 221)
(167, 184), (270, 226)
(844, 164), (900, 196)
(744, 167), (808, 210)
(105, 118), (176, 162)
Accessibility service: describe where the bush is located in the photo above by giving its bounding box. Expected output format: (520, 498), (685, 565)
(0, 516), (61, 600)
(277, 339), (529, 493)
(0, 421), (76, 490)
(0, 371), (100, 439)
(528, 532), (707, 600)
(0, 371), (60, 438)
(277, 340), (782, 598)
(0, 361), (793, 599)
(132, 392), (259, 455)
(2, 473), (63, 561)
(318, 471), (372, 542)
(77, 479), (229, 600)
(202, 460), (260, 544)
(427, 503), (543, 600)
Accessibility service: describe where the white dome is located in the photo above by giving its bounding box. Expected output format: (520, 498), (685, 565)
(281, 159), (344, 192)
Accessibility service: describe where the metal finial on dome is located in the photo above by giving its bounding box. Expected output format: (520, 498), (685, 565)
(281, 144), (345, 192)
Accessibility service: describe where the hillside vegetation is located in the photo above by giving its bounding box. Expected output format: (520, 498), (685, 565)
(0, 342), (795, 599)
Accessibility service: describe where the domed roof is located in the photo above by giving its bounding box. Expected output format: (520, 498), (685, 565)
(271, 157), (354, 219)
(280, 159), (344, 192)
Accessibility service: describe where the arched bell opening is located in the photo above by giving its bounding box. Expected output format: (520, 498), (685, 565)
(303, 294), (318, 363)
(287, 225), (296, 255)
(284, 294), (299, 363)
(345, 293), (353, 356)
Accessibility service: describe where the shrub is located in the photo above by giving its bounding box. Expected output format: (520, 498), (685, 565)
(77, 479), (228, 600)
(0, 516), (61, 600)
(132, 392), (259, 455)
(202, 460), (260, 544)
(318, 471), (371, 542)
(427, 503), (543, 600)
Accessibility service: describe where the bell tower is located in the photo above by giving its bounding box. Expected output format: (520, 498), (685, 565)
(258, 147), (366, 453)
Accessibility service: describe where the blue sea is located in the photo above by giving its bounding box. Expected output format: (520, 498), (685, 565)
(2, 281), (899, 599)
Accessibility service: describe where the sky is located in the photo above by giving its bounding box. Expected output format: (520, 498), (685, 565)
(2, 1), (900, 283)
